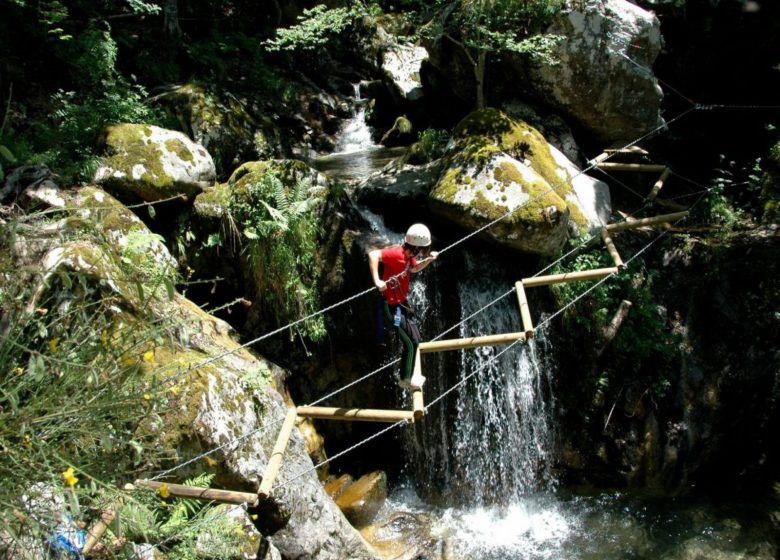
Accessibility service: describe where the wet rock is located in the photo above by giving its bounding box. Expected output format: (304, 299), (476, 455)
(360, 512), (445, 560)
(324, 474), (354, 501)
(335, 471), (388, 528)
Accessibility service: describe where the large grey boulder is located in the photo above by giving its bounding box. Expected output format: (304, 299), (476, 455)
(94, 123), (215, 202)
(517, 0), (664, 143)
(428, 109), (609, 255)
(381, 40), (428, 104)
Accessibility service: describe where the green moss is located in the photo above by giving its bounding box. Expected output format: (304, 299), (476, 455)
(393, 115), (412, 134)
(165, 138), (194, 163)
(102, 124), (173, 196)
(453, 109), (572, 197)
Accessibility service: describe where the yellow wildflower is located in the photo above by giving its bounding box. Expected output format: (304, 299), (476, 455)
(14, 367), (23, 375)
(203, 456), (218, 468)
(143, 350), (154, 364)
(158, 483), (170, 499)
(48, 338), (60, 353)
(250, 514), (258, 521)
(62, 467), (79, 487)
(143, 393), (151, 401)
(169, 385), (181, 396)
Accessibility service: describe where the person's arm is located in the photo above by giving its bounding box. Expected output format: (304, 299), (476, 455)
(410, 251), (438, 273)
(368, 249), (387, 292)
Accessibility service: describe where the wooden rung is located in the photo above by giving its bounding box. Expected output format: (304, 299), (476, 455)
(589, 152), (610, 165)
(419, 332), (526, 353)
(604, 144), (649, 155)
(601, 229), (625, 270)
(258, 407), (298, 498)
(296, 406), (416, 423)
(521, 267), (618, 288)
(514, 281), (534, 337)
(596, 163), (667, 172)
(605, 211), (689, 232)
(135, 479), (258, 506)
(647, 167), (671, 201)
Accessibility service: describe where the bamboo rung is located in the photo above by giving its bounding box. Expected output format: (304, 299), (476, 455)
(521, 267), (618, 288)
(514, 281), (534, 337)
(596, 163), (667, 172)
(296, 406), (416, 423)
(135, 479), (258, 506)
(419, 332), (526, 353)
(601, 229), (625, 271)
(589, 152), (610, 165)
(647, 167), (671, 201)
(605, 211), (689, 232)
(258, 407), (298, 498)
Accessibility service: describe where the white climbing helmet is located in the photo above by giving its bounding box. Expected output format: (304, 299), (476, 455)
(405, 223), (431, 247)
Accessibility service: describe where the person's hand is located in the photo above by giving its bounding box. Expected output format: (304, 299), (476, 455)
(375, 279), (387, 291)
(429, 251), (439, 260)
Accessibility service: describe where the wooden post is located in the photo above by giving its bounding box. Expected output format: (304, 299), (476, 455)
(601, 229), (625, 271)
(514, 281), (534, 337)
(258, 407), (298, 498)
(411, 350), (425, 419)
(597, 300), (633, 357)
(647, 167), (671, 201)
(605, 211), (689, 232)
(521, 267), (618, 288)
(596, 163), (667, 172)
(296, 406), (416, 423)
(82, 501), (123, 555)
(419, 332), (526, 353)
(134, 480), (259, 506)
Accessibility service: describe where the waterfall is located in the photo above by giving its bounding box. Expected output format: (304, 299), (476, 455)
(405, 252), (556, 505)
(333, 83), (378, 154)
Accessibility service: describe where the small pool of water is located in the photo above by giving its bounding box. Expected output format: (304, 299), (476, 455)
(313, 146), (406, 184)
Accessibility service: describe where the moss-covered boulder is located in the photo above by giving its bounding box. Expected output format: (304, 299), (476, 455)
(380, 115), (415, 147)
(94, 123), (215, 203)
(429, 109), (602, 255)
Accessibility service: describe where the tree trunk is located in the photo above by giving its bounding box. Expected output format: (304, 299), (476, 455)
(475, 50), (487, 110)
(163, 0), (181, 38)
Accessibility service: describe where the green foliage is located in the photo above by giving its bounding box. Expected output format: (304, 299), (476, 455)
(264, 4), (360, 53)
(228, 173), (326, 340)
(694, 167), (745, 230)
(118, 473), (250, 559)
(551, 249), (682, 400)
(418, 128), (450, 160)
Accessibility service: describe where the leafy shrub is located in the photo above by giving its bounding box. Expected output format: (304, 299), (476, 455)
(228, 173), (326, 340)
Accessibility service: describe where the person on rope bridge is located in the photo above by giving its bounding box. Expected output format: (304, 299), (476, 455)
(368, 223), (438, 391)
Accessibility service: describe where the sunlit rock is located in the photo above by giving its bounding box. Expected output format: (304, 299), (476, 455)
(94, 123), (215, 202)
(335, 470), (388, 528)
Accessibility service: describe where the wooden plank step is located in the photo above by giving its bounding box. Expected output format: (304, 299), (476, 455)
(135, 479), (259, 506)
(605, 211), (689, 232)
(296, 406), (416, 423)
(521, 267), (618, 288)
(419, 332), (526, 353)
(596, 163), (667, 172)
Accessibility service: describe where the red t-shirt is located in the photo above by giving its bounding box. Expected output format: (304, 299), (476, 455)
(381, 245), (417, 305)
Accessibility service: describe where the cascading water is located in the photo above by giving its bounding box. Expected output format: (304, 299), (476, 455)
(403, 253), (555, 505)
(313, 83), (406, 183)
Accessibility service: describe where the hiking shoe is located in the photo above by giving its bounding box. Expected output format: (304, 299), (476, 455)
(410, 372), (426, 390)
